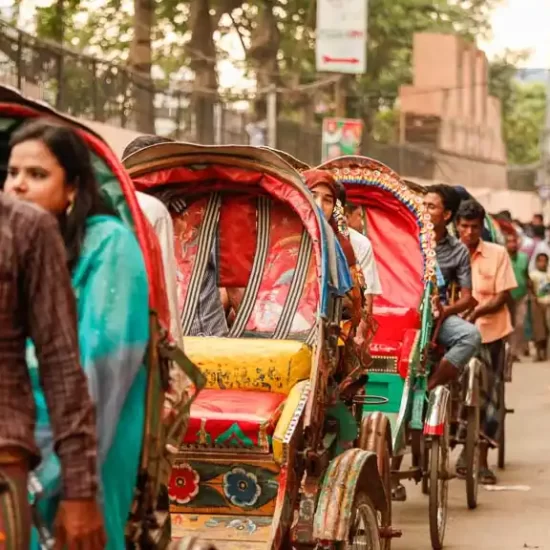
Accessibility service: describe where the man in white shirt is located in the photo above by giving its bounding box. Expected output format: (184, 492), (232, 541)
(135, 191), (183, 347)
(342, 199), (383, 316)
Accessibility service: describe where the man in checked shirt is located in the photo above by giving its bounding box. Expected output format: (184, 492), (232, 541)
(0, 193), (105, 548)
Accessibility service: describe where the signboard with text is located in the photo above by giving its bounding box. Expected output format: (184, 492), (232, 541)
(316, 0), (368, 74)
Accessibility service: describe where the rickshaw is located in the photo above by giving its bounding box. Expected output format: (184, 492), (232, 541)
(123, 143), (395, 549)
(0, 84), (204, 549)
(318, 156), (481, 549)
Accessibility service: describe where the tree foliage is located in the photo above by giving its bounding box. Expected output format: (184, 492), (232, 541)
(30, 0), (542, 152)
(501, 81), (546, 165)
(489, 50), (546, 165)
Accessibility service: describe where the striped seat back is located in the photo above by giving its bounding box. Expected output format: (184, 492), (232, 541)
(169, 191), (319, 341)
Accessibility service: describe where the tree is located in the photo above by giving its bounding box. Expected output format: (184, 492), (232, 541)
(489, 50), (546, 165)
(129, 0), (155, 133)
(500, 82), (546, 165)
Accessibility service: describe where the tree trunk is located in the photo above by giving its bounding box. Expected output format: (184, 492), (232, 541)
(129, 0), (155, 133)
(248, 0), (280, 120)
(188, 0), (218, 144)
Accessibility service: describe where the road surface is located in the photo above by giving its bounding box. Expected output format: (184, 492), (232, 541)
(393, 360), (550, 550)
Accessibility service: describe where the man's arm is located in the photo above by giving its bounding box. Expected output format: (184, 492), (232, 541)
(443, 246), (476, 317)
(469, 291), (509, 321)
(23, 213), (98, 500)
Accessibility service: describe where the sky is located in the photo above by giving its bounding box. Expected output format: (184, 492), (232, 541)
(1, 0), (549, 70)
(480, 0), (550, 69)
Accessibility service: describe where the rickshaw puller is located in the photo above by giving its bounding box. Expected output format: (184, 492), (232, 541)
(423, 185), (481, 390)
(456, 199), (518, 485)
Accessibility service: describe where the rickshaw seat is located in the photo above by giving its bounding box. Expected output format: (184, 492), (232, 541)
(372, 305), (421, 341)
(369, 306), (421, 378)
(184, 336), (312, 393)
(183, 389), (286, 452)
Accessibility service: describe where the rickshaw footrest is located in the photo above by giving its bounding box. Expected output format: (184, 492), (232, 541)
(379, 527), (403, 539)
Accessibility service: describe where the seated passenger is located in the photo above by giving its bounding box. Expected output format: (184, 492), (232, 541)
(123, 136), (228, 337)
(303, 169), (365, 335)
(456, 199), (517, 485)
(423, 185), (482, 389)
(136, 191), (183, 346)
(303, 169), (366, 451)
(341, 196), (383, 319)
(136, 191), (190, 424)
(6, 119), (149, 549)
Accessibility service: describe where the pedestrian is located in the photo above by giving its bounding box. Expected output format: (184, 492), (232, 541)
(5, 119), (150, 549)
(528, 224), (550, 271)
(506, 232), (530, 361)
(0, 192), (105, 546)
(529, 253), (550, 361)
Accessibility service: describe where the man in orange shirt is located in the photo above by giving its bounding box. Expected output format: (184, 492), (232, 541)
(456, 199), (517, 485)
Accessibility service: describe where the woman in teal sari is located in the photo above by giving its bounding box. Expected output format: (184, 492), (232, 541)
(4, 119), (149, 549)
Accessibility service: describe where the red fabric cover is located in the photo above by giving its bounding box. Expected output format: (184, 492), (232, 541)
(373, 306), (421, 342)
(183, 389), (286, 448)
(245, 202), (319, 334)
(346, 185), (424, 310)
(132, 166), (323, 294)
(218, 195), (257, 287)
(171, 197), (207, 313)
(0, 103), (170, 332)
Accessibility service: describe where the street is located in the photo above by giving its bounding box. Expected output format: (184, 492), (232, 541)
(393, 360), (550, 549)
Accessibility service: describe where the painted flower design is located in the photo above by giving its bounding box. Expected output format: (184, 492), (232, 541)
(169, 463), (200, 504)
(223, 468), (262, 507)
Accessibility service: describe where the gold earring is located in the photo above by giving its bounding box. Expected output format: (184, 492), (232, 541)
(66, 200), (74, 215)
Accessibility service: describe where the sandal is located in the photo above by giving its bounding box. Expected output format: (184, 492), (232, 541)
(455, 450), (467, 478)
(479, 467), (497, 485)
(391, 483), (407, 502)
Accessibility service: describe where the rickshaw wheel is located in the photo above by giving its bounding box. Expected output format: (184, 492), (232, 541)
(465, 405), (480, 509)
(335, 492), (381, 550)
(358, 414), (392, 550)
(428, 430), (449, 549)
(497, 381), (506, 469)
(378, 442), (392, 550)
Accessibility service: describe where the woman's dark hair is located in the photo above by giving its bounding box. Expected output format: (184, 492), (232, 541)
(10, 118), (115, 271)
(456, 199), (486, 223)
(426, 184), (461, 219)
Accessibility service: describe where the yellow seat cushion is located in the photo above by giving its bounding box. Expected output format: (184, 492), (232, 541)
(185, 337), (312, 394)
(273, 380), (310, 464)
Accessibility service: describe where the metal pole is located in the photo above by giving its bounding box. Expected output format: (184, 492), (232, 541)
(267, 84), (277, 148)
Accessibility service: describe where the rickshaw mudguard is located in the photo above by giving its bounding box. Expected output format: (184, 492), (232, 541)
(423, 385), (451, 436)
(391, 376), (413, 454)
(464, 357), (482, 407)
(312, 449), (387, 542)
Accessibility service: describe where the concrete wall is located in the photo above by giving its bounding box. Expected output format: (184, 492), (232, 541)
(399, 32), (507, 174)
